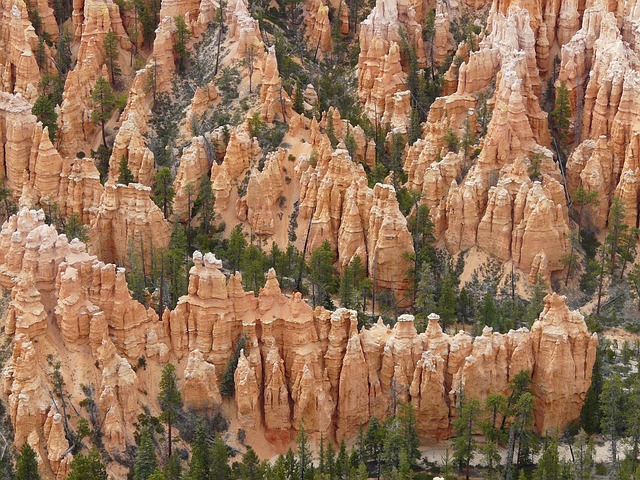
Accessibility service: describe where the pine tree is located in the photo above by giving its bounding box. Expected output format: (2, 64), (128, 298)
(15, 443), (40, 480)
(626, 372), (640, 466)
(91, 76), (116, 146)
(296, 422), (313, 480)
(437, 270), (457, 330)
(308, 240), (337, 308)
(453, 397), (480, 480)
(32, 94), (58, 141)
(103, 30), (121, 85)
(133, 428), (158, 480)
(67, 450), (108, 480)
(600, 373), (625, 469)
(173, 15), (191, 72)
(153, 167), (175, 219)
(574, 430), (595, 480)
(220, 335), (246, 396)
(398, 403), (420, 465)
(158, 363), (183, 458)
(186, 424), (209, 480)
(163, 453), (182, 480)
(240, 244), (268, 293)
(606, 196), (627, 275)
(227, 225), (247, 273)
(551, 81), (572, 151)
(118, 156), (134, 184)
(478, 292), (501, 332)
(210, 436), (231, 480)
(532, 438), (561, 480)
(240, 447), (262, 479)
(571, 185), (599, 238)
(366, 417), (385, 480)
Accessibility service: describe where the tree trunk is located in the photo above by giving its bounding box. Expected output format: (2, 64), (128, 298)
(596, 248), (606, 315)
(168, 412), (172, 458)
(101, 119), (107, 146)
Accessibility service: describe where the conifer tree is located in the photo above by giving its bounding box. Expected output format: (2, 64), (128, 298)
(227, 225), (247, 273)
(158, 363), (183, 458)
(32, 94), (58, 141)
(186, 424), (209, 480)
(103, 30), (121, 85)
(308, 240), (337, 308)
(574, 429), (595, 480)
(210, 436), (231, 480)
(296, 422), (313, 480)
(399, 402), (420, 464)
(453, 397), (480, 480)
(91, 76), (116, 146)
(220, 335), (246, 397)
(118, 156), (134, 184)
(366, 417), (385, 480)
(67, 450), (108, 480)
(240, 447), (262, 479)
(133, 428), (158, 480)
(532, 438), (561, 480)
(600, 373), (625, 470)
(15, 443), (40, 480)
(551, 81), (572, 151)
(173, 16), (191, 72)
(153, 167), (175, 219)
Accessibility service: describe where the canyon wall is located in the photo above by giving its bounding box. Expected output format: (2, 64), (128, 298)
(0, 208), (597, 477)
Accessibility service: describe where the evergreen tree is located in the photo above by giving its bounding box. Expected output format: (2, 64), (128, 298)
(437, 270), (457, 330)
(580, 346), (602, 434)
(90, 76), (116, 146)
(227, 225), (247, 273)
(532, 438), (561, 480)
(504, 392), (535, 480)
(15, 443), (40, 480)
(551, 81), (572, 151)
(220, 335), (247, 396)
(153, 167), (175, 219)
(67, 450), (108, 480)
(308, 240), (337, 308)
(186, 424), (209, 480)
(133, 428), (158, 480)
(574, 429), (595, 480)
(571, 185), (599, 238)
(103, 30), (121, 85)
(398, 403), (420, 465)
(118, 156), (134, 184)
(210, 436), (231, 480)
(453, 397), (480, 480)
(173, 15), (191, 72)
(599, 374), (626, 469)
(32, 94), (58, 141)
(56, 30), (73, 77)
(158, 363), (183, 458)
(415, 263), (436, 321)
(296, 423), (313, 480)
(366, 417), (385, 480)
(626, 375), (640, 466)
(64, 212), (89, 242)
(240, 244), (268, 293)
(606, 196), (627, 275)
(522, 275), (547, 328)
(478, 292), (501, 332)
(163, 453), (182, 480)
(239, 447), (262, 479)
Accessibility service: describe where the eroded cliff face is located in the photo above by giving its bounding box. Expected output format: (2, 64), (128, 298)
(0, 208), (597, 476)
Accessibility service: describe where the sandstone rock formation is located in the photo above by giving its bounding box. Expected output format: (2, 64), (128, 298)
(0, 0), (41, 102)
(89, 183), (170, 271)
(0, 207), (597, 477)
